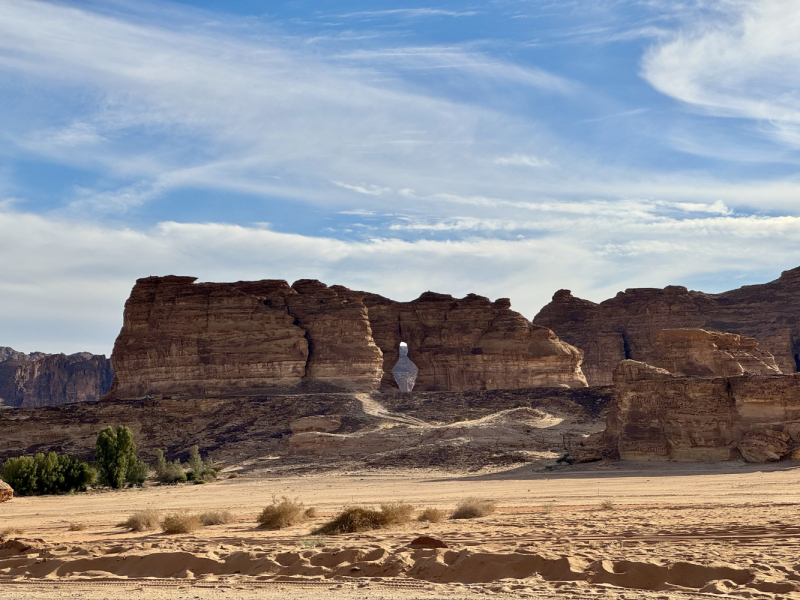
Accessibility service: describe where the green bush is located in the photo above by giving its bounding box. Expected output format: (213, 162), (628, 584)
(95, 425), (140, 489)
(312, 502), (414, 535)
(1, 452), (95, 496)
(154, 450), (187, 484)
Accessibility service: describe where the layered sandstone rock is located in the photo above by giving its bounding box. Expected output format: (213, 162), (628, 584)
(0, 350), (114, 408)
(651, 329), (781, 377)
(363, 293), (587, 392)
(0, 480), (12, 502)
(598, 360), (800, 462)
(534, 267), (800, 385)
(107, 276), (586, 398)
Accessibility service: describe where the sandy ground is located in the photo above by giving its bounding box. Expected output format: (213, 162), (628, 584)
(3, 461), (800, 599)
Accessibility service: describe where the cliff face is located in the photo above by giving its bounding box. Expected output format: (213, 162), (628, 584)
(107, 276), (587, 399)
(0, 350), (114, 408)
(533, 267), (800, 385)
(599, 360), (800, 462)
(364, 293), (587, 392)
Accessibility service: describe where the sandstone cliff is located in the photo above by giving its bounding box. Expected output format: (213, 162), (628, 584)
(107, 276), (587, 399)
(363, 292), (587, 391)
(592, 360), (800, 462)
(534, 267), (800, 385)
(0, 349), (114, 408)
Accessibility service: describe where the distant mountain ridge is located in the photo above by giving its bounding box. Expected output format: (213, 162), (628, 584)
(0, 347), (114, 408)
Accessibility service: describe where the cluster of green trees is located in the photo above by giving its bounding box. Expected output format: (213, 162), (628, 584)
(0, 425), (215, 496)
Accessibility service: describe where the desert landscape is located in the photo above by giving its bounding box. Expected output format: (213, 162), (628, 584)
(4, 272), (800, 598)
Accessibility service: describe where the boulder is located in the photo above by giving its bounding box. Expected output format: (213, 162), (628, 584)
(534, 267), (800, 384)
(0, 480), (13, 502)
(738, 429), (791, 463)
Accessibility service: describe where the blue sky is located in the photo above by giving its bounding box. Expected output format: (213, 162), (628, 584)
(2, 0), (800, 354)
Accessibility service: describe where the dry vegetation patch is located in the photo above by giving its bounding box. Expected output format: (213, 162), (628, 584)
(450, 498), (496, 520)
(119, 510), (160, 532)
(257, 496), (309, 530)
(161, 512), (202, 534)
(199, 510), (235, 526)
(68, 522), (87, 531)
(312, 502), (414, 535)
(0, 527), (24, 537)
(417, 507), (445, 523)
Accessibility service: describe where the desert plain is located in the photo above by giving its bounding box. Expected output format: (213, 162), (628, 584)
(3, 460), (800, 599)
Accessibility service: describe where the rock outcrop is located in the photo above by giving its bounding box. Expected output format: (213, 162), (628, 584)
(107, 276), (587, 398)
(534, 267), (800, 385)
(595, 360), (800, 462)
(0, 349), (114, 408)
(363, 293), (587, 392)
(0, 480), (12, 502)
(651, 329), (781, 377)
(391, 345), (418, 393)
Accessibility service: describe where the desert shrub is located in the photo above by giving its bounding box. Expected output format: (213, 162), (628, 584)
(126, 460), (149, 487)
(1, 453), (95, 496)
(120, 509), (161, 532)
(600, 499), (616, 510)
(450, 498), (496, 520)
(257, 496), (308, 530)
(68, 522), (87, 531)
(417, 507), (445, 523)
(161, 512), (202, 534)
(304, 507), (317, 518)
(0, 527), (24, 537)
(312, 502), (414, 535)
(187, 446), (217, 481)
(200, 510), (235, 526)
(227, 472), (240, 479)
(95, 425), (140, 489)
(153, 451), (186, 484)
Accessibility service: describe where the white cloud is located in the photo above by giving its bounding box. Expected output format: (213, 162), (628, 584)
(494, 154), (552, 168)
(642, 0), (800, 147)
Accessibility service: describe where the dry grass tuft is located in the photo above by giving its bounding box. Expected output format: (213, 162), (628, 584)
(257, 496), (308, 530)
(417, 507), (446, 523)
(199, 510), (235, 526)
(304, 507), (318, 519)
(0, 527), (24, 537)
(68, 522), (87, 531)
(600, 499), (616, 510)
(312, 502), (415, 535)
(227, 472), (240, 479)
(161, 512), (202, 534)
(450, 498), (497, 520)
(119, 510), (160, 532)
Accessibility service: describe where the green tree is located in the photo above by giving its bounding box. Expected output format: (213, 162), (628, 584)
(188, 445), (203, 476)
(1, 453), (94, 496)
(154, 449), (167, 479)
(95, 425), (139, 489)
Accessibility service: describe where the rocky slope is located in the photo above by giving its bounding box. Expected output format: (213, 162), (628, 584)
(0, 348), (114, 408)
(0, 387), (612, 471)
(107, 276), (587, 399)
(574, 360), (800, 463)
(534, 267), (800, 385)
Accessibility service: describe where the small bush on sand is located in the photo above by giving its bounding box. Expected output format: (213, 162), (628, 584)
(312, 502), (414, 535)
(68, 522), (87, 531)
(304, 507), (317, 518)
(418, 507), (445, 523)
(600, 499), (616, 510)
(200, 510), (235, 526)
(0, 527), (24, 537)
(119, 509), (160, 532)
(161, 512), (202, 534)
(227, 472), (240, 479)
(257, 496), (308, 530)
(450, 498), (496, 520)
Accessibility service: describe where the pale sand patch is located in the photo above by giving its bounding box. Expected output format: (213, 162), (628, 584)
(2, 461), (800, 599)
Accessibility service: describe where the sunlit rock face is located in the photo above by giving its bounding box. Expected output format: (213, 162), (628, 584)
(392, 345), (419, 393)
(534, 267), (800, 385)
(107, 276), (587, 399)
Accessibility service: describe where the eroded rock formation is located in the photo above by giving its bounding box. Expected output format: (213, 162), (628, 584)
(363, 293), (587, 392)
(534, 267), (800, 385)
(107, 276), (587, 399)
(594, 360), (800, 462)
(0, 349), (114, 408)
(0, 480), (12, 502)
(651, 329), (781, 377)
